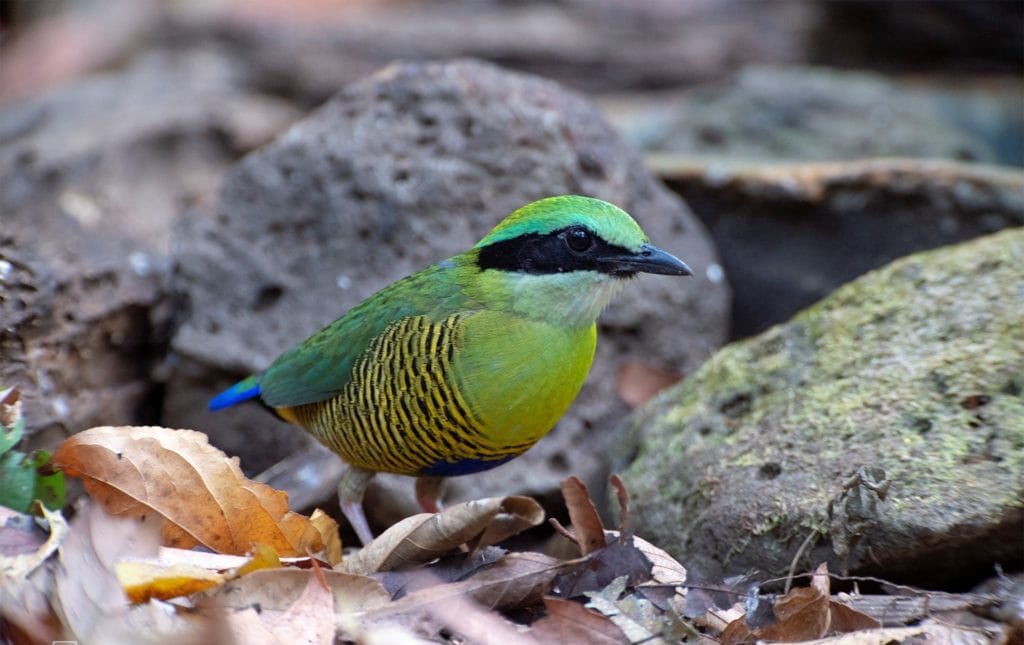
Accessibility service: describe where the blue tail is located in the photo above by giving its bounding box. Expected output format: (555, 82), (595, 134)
(209, 375), (262, 411)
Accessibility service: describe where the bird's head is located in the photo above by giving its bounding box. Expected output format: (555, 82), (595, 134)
(466, 195), (692, 326)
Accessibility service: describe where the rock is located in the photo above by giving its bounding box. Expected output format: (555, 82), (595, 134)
(617, 228), (1024, 589)
(652, 158), (1024, 337)
(615, 66), (1004, 164)
(0, 47), (299, 447)
(166, 60), (729, 521)
(0, 203), (167, 450)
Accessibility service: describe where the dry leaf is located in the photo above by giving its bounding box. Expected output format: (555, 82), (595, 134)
(0, 386), (20, 428)
(116, 560), (226, 603)
(53, 426), (338, 557)
(582, 573), (695, 643)
(561, 476), (607, 556)
(401, 593), (540, 645)
(555, 538), (653, 599)
(0, 504), (69, 644)
(342, 496), (543, 575)
(828, 600), (883, 634)
(608, 474), (633, 539)
(209, 567), (337, 645)
(362, 551), (575, 630)
(309, 508), (343, 565)
(616, 361), (681, 408)
(201, 567), (390, 616)
(720, 563), (880, 643)
(1, 503), (68, 578)
(532, 597), (628, 645)
(54, 503), (205, 643)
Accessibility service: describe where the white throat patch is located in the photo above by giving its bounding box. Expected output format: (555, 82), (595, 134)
(507, 271), (629, 327)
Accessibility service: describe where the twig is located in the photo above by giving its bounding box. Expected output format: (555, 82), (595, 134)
(784, 527), (821, 593)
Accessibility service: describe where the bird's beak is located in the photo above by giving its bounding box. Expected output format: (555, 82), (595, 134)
(602, 243), (693, 276)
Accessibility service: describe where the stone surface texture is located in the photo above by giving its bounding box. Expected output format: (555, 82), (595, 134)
(618, 228), (1024, 588)
(0, 47), (298, 448)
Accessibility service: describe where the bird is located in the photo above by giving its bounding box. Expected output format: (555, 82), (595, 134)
(209, 195), (692, 545)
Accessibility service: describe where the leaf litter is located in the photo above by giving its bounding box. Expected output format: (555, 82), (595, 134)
(0, 422), (1015, 643)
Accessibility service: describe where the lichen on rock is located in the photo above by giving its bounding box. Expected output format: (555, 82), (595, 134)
(618, 228), (1024, 587)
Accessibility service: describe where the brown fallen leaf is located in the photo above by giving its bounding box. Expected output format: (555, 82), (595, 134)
(721, 563), (880, 643)
(361, 551), (576, 630)
(53, 426), (338, 558)
(560, 476), (607, 556)
(0, 386), (20, 427)
(341, 496), (544, 576)
(0, 504), (69, 644)
(116, 560), (226, 604)
(532, 597), (628, 645)
(616, 360), (682, 408)
(200, 567), (391, 616)
(114, 542), (288, 605)
(54, 503), (205, 643)
(209, 567), (338, 645)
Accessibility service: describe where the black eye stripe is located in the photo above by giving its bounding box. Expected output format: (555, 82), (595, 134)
(476, 227), (632, 275)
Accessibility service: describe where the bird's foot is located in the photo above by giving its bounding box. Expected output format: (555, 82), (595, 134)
(338, 467), (376, 546)
(414, 475), (447, 514)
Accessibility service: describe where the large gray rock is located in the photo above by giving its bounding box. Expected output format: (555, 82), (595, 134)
(166, 60), (729, 523)
(617, 66), (1010, 164)
(617, 228), (1024, 588)
(0, 48), (295, 448)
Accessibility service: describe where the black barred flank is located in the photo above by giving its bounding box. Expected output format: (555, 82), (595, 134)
(291, 315), (529, 476)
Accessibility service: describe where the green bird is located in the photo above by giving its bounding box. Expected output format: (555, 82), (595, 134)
(210, 195), (692, 545)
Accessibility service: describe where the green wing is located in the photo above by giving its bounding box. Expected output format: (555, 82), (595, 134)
(259, 263), (475, 408)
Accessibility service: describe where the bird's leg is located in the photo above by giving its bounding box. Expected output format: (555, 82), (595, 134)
(338, 466), (376, 546)
(414, 475), (447, 514)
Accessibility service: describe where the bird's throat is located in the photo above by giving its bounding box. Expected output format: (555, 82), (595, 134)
(506, 271), (630, 327)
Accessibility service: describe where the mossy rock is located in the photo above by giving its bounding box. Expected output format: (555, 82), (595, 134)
(618, 228), (1024, 588)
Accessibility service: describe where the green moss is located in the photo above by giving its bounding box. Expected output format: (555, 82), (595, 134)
(620, 229), (1024, 578)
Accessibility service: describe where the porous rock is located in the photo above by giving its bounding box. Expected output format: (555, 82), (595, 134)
(617, 228), (1024, 588)
(166, 59), (729, 517)
(635, 66), (1006, 164)
(0, 47), (299, 448)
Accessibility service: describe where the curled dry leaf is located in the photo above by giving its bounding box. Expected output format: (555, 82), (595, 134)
(341, 496), (544, 576)
(52, 426), (339, 558)
(561, 476), (607, 556)
(0, 504), (69, 644)
(633, 536), (687, 586)
(0, 386), (20, 429)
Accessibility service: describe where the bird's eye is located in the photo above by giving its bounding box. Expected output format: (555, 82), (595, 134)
(565, 227), (593, 253)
